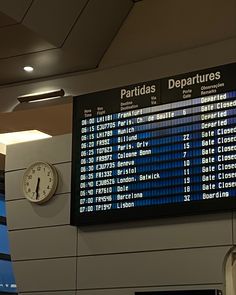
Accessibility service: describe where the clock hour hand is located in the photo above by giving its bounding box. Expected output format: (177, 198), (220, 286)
(35, 177), (40, 199)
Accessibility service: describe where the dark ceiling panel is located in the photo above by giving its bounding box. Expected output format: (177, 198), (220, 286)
(0, 0), (133, 86)
(0, 46), (98, 86)
(23, 0), (88, 47)
(0, 24), (55, 58)
(0, 47), (93, 86)
(63, 0), (133, 66)
(0, 0), (32, 23)
(0, 11), (16, 27)
(0, 49), (64, 86)
(100, 0), (236, 68)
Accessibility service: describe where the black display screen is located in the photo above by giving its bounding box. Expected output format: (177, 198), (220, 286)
(71, 63), (236, 225)
(0, 172), (17, 294)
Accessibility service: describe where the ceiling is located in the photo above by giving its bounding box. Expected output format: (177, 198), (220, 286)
(0, 0), (136, 141)
(0, 0), (234, 143)
(0, 0), (134, 86)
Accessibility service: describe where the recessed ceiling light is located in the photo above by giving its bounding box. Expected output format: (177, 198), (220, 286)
(23, 66), (34, 72)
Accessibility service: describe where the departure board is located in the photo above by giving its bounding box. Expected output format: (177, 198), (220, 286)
(0, 172), (17, 294)
(71, 63), (236, 225)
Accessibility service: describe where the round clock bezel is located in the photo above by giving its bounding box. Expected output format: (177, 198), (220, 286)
(22, 161), (58, 204)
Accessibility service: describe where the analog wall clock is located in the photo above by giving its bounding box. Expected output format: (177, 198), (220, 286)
(22, 161), (58, 204)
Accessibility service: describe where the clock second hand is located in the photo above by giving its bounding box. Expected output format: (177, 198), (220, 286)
(35, 177), (40, 199)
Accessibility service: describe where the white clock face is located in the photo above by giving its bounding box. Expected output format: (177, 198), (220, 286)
(23, 162), (58, 204)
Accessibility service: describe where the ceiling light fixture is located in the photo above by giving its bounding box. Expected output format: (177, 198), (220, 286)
(0, 143), (6, 155)
(17, 89), (65, 103)
(0, 130), (52, 148)
(23, 66), (34, 72)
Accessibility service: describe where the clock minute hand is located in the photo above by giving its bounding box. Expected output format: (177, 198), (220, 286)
(35, 177), (40, 199)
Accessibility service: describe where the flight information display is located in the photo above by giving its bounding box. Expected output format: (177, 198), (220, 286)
(0, 172), (17, 294)
(0, 225), (10, 255)
(71, 63), (236, 225)
(0, 260), (17, 294)
(0, 194), (6, 218)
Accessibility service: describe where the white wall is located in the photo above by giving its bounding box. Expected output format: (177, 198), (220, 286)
(4, 134), (236, 295)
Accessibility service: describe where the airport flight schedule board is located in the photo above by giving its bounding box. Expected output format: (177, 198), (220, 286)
(71, 63), (236, 225)
(0, 172), (17, 294)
